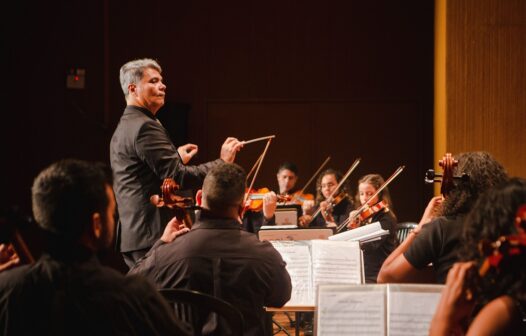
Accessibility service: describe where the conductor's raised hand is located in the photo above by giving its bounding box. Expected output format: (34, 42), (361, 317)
(160, 217), (190, 243)
(220, 137), (243, 163)
(177, 143), (198, 164)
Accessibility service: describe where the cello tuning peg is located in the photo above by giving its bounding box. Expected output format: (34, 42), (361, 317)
(425, 169), (436, 184)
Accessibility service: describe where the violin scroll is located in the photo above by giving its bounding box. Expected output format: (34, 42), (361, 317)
(425, 153), (469, 197)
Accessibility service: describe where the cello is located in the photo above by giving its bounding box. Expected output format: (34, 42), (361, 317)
(150, 178), (196, 229)
(425, 153), (469, 197)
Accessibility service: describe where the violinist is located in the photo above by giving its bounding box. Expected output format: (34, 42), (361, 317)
(378, 152), (508, 284)
(299, 169), (354, 229)
(130, 163), (292, 335)
(348, 174), (398, 283)
(431, 178), (526, 336)
(242, 162), (300, 234)
(276, 162), (300, 197)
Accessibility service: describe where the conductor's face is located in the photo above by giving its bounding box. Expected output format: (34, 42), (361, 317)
(129, 67), (166, 114)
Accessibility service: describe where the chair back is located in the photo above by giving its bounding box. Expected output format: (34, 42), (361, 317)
(159, 288), (244, 336)
(396, 222), (418, 243)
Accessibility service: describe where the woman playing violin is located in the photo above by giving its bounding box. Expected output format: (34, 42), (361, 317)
(299, 169), (354, 229)
(348, 174), (398, 283)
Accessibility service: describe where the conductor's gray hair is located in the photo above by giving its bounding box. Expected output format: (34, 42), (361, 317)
(119, 58), (162, 98)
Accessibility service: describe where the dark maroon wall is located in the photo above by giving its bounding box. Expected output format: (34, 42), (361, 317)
(4, 0), (434, 223)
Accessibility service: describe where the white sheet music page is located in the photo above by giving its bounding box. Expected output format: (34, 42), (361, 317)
(270, 240), (313, 306)
(329, 221), (389, 242)
(311, 240), (363, 290)
(317, 285), (386, 336)
(387, 284), (444, 336)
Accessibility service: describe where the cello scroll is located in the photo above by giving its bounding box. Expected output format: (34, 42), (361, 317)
(150, 178), (195, 229)
(425, 153), (469, 197)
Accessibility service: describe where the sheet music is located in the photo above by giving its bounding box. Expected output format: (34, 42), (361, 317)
(317, 285), (386, 336)
(311, 240), (363, 288)
(270, 241), (313, 305)
(388, 284), (444, 336)
(260, 225), (298, 230)
(329, 221), (389, 242)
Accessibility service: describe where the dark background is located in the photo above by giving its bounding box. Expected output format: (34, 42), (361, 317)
(2, 1), (434, 230)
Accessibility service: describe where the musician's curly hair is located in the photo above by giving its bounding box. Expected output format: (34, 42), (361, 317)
(461, 178), (526, 308)
(315, 169), (352, 205)
(440, 151), (507, 217)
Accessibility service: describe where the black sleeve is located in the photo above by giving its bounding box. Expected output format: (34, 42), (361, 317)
(362, 210), (397, 252)
(136, 120), (222, 189)
(403, 217), (444, 269)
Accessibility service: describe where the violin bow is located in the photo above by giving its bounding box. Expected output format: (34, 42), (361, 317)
(241, 136), (274, 217)
(297, 156), (331, 196)
(310, 158), (361, 221)
(246, 153), (264, 183)
(336, 165), (405, 233)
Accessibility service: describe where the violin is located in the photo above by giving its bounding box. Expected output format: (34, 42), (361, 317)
(244, 188), (292, 212)
(325, 192), (348, 212)
(321, 192), (350, 222)
(357, 200), (389, 222)
(290, 191), (314, 206)
(336, 166), (404, 233)
(150, 178), (195, 229)
(425, 153), (469, 197)
(309, 158), (361, 224)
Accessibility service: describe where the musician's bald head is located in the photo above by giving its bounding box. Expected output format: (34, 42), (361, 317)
(202, 163), (246, 215)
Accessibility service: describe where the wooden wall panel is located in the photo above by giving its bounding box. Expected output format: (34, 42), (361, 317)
(446, 0), (526, 177)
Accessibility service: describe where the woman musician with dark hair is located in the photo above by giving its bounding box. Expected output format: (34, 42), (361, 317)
(431, 178), (526, 336)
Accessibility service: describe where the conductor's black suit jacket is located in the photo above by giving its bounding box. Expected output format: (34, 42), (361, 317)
(110, 105), (221, 253)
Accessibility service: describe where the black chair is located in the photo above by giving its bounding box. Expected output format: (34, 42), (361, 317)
(396, 222), (418, 243)
(159, 289), (244, 336)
